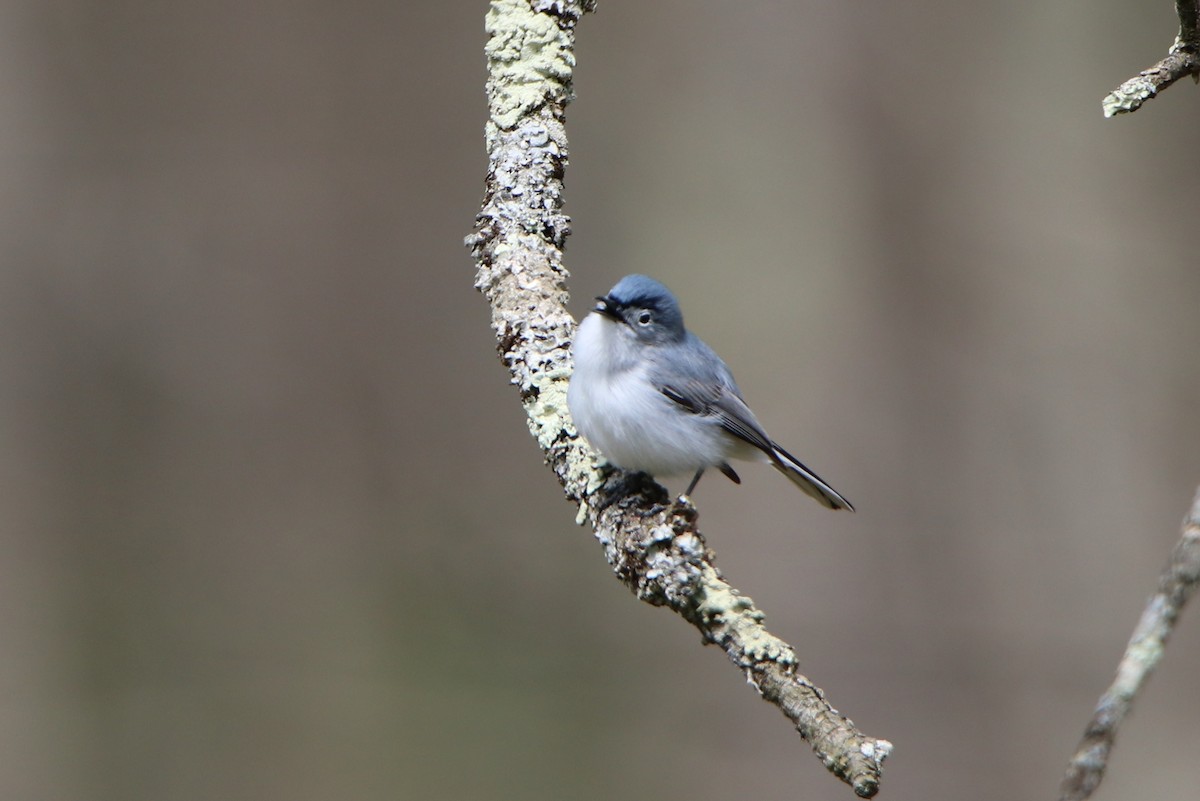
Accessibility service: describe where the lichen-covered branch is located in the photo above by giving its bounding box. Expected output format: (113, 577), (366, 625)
(1058, 486), (1200, 801)
(1103, 0), (1200, 116)
(590, 488), (891, 797)
(463, 1), (890, 796)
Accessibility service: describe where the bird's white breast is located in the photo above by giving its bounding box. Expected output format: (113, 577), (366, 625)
(568, 313), (731, 476)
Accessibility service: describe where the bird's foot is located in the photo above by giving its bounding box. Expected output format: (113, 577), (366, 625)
(592, 470), (664, 511)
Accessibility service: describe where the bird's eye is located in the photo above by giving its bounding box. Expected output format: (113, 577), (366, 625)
(637, 311), (652, 325)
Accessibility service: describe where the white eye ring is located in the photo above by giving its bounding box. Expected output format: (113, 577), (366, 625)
(637, 311), (652, 325)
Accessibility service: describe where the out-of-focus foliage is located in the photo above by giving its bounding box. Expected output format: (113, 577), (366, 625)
(1, 2), (1198, 800)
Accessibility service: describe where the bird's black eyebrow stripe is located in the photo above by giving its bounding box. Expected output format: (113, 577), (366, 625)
(618, 294), (664, 311)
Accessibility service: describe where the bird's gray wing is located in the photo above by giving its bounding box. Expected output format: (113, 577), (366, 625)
(658, 378), (774, 456)
(652, 338), (854, 510)
(656, 346), (854, 510)
(650, 333), (775, 454)
(661, 378), (853, 509)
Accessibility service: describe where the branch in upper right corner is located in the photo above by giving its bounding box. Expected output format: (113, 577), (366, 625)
(1103, 0), (1200, 116)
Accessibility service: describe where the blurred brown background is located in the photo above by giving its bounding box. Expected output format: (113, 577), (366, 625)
(2, 2), (1199, 799)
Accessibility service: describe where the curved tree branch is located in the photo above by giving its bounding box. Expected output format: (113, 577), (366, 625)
(464, 1), (890, 796)
(1058, 486), (1200, 800)
(1103, 0), (1200, 116)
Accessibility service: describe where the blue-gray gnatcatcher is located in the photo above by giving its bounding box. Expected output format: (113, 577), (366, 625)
(568, 274), (853, 511)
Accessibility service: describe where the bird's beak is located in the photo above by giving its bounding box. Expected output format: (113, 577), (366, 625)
(592, 295), (621, 321)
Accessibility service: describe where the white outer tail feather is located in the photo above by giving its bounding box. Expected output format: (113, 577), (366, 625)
(770, 444), (854, 511)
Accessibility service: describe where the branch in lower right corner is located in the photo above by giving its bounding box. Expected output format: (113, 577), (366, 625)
(1057, 486), (1200, 801)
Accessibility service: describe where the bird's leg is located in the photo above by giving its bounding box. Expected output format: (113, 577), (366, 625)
(683, 468), (705, 498)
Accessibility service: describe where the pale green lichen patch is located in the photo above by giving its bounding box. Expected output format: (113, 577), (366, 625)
(694, 568), (796, 665)
(739, 624), (797, 664)
(486, 0), (577, 128)
(580, 454), (606, 491)
(1103, 76), (1155, 117)
(526, 379), (570, 449)
(696, 574), (759, 620)
(561, 444), (598, 523)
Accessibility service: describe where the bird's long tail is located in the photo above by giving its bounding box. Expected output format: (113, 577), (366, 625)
(769, 442), (854, 511)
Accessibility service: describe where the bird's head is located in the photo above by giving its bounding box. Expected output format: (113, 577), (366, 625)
(592, 274), (686, 345)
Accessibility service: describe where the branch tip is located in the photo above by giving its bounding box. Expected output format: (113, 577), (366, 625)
(1104, 1), (1200, 115)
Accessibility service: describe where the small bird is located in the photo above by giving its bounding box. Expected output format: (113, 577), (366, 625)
(568, 275), (853, 510)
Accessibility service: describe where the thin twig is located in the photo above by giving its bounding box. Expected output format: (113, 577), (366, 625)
(464, 0), (890, 796)
(1058, 486), (1200, 800)
(1103, 0), (1200, 116)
